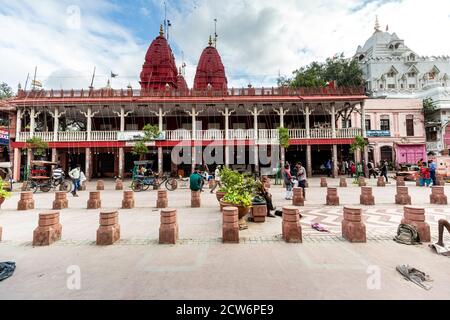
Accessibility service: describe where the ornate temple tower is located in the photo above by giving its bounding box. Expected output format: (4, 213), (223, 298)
(140, 25), (178, 90)
(193, 36), (228, 91)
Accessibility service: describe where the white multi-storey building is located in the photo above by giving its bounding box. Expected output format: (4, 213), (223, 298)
(355, 18), (450, 155)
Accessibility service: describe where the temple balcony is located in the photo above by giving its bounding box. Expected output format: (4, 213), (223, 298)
(17, 128), (362, 143)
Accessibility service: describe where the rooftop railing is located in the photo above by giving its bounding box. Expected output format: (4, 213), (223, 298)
(15, 86), (366, 100)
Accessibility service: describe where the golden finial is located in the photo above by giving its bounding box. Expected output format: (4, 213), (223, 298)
(159, 24), (164, 37)
(208, 35), (213, 46)
(374, 15), (380, 33)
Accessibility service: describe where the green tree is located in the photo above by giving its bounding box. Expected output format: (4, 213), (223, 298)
(278, 127), (290, 149)
(349, 135), (368, 154)
(422, 97), (436, 125)
(132, 124), (160, 160)
(0, 82), (13, 99)
(285, 55), (364, 88)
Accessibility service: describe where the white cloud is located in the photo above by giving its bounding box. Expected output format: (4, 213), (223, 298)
(1, 0), (450, 90)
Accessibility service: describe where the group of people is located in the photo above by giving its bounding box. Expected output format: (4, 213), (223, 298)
(417, 158), (437, 187)
(282, 162), (307, 200)
(340, 159), (390, 182)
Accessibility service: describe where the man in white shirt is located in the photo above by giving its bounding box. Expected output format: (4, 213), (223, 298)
(52, 165), (63, 181)
(69, 164), (81, 197)
(210, 165), (222, 193)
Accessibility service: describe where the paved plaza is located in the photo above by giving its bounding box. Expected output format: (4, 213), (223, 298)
(1, 177), (450, 300)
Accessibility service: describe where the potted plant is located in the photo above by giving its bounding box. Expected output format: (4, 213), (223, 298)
(26, 136), (49, 160)
(220, 171), (257, 230)
(0, 177), (12, 208)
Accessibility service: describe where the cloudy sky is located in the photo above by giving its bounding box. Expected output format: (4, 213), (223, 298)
(1, 0), (450, 91)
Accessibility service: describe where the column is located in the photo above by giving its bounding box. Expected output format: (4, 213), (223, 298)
(87, 106), (92, 141)
(305, 104), (310, 138)
(332, 144), (338, 177)
(158, 147), (163, 175)
(279, 106), (284, 127)
(85, 147), (91, 180)
(306, 145), (312, 178)
(13, 148), (20, 182)
(53, 106), (59, 142)
(120, 106), (125, 132)
(158, 105), (164, 132)
(331, 103), (336, 138)
(26, 149), (32, 167)
(118, 147), (124, 178)
(191, 105), (196, 173)
(29, 106), (35, 138)
(51, 148), (57, 163)
(16, 108), (22, 141)
(224, 106), (230, 168)
(360, 101), (368, 176)
(253, 105), (259, 173)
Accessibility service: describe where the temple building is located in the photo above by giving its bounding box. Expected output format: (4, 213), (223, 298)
(6, 26), (367, 181)
(355, 17), (450, 156)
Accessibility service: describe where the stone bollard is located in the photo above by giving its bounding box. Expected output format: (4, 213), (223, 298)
(159, 208), (178, 244)
(402, 206), (430, 242)
(156, 190), (168, 208)
(282, 206), (302, 243)
(115, 179), (123, 190)
(292, 187), (304, 206)
(430, 186), (448, 205)
(53, 191), (68, 210)
(342, 207), (366, 243)
(17, 192), (35, 210)
(80, 180), (87, 191)
(97, 210), (120, 245)
(437, 175), (446, 186)
(33, 211), (62, 246)
(395, 186), (411, 205)
(377, 176), (386, 187)
(339, 177), (347, 187)
(191, 190), (201, 208)
(326, 187), (340, 206)
(222, 206), (239, 243)
(358, 177), (366, 187)
(96, 180), (104, 191)
(121, 190), (135, 209)
(360, 187), (375, 205)
(320, 177), (327, 188)
(252, 204), (267, 223)
(396, 176), (405, 186)
(87, 191), (101, 209)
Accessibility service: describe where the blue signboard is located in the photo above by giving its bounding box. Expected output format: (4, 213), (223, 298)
(0, 129), (9, 145)
(366, 130), (391, 137)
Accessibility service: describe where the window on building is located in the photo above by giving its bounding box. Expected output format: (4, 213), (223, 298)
(408, 72), (416, 78)
(365, 118), (371, 131)
(409, 84), (416, 89)
(400, 84), (404, 89)
(379, 84), (383, 89)
(380, 116), (390, 131)
(387, 72), (395, 78)
(388, 84), (396, 89)
(406, 115), (414, 136)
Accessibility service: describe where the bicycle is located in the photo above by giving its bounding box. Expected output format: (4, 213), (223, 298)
(29, 175), (73, 193)
(131, 173), (177, 192)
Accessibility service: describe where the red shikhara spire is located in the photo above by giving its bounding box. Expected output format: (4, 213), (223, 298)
(193, 36), (228, 91)
(140, 25), (178, 90)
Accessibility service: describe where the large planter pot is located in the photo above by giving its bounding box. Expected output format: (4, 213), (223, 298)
(219, 198), (250, 230)
(216, 191), (226, 202)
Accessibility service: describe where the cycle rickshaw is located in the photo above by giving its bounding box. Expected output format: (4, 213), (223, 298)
(28, 161), (72, 193)
(131, 160), (177, 192)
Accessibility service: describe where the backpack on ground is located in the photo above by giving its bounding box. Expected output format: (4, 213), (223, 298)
(393, 223), (421, 245)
